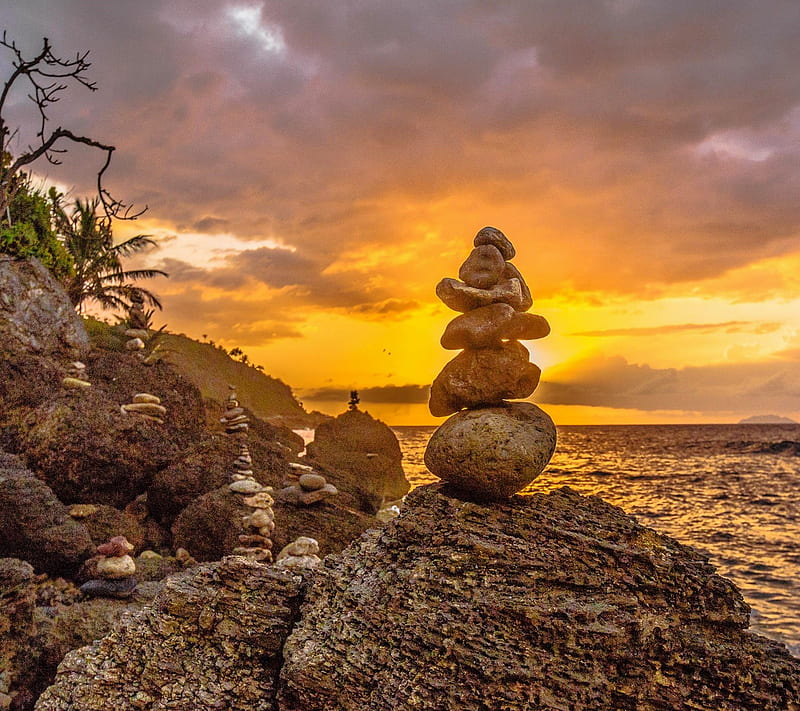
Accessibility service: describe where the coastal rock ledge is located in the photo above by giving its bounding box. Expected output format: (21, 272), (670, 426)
(36, 486), (799, 711)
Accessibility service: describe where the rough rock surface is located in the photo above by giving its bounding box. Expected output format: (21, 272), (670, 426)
(305, 409), (409, 512)
(0, 558), (37, 710)
(35, 557), (303, 711)
(278, 485), (800, 710)
(0, 256), (89, 358)
(424, 403), (557, 500)
(0, 453), (95, 576)
(8, 352), (206, 507)
(70, 504), (146, 554)
(171, 484), (374, 561)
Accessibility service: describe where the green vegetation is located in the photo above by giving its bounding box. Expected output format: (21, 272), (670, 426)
(53, 196), (166, 313)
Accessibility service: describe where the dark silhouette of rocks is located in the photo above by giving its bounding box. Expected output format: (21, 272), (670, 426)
(305, 408), (409, 513)
(30, 485), (800, 710)
(0, 256), (89, 358)
(0, 453), (94, 577)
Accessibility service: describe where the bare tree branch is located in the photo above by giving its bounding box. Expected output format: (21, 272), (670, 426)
(0, 30), (145, 222)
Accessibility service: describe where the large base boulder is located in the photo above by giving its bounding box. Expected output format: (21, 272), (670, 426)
(305, 409), (409, 513)
(278, 485), (800, 710)
(0, 453), (95, 577)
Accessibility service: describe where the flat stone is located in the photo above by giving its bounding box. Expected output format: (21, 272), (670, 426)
(474, 226), (515, 260)
(436, 277), (525, 313)
(62, 376), (91, 389)
(132, 393), (161, 404)
(79, 576), (138, 598)
(224, 406), (245, 418)
(226, 423), (249, 433)
(229, 479), (264, 494)
(424, 402), (557, 500)
(122, 402), (167, 417)
(239, 534), (271, 547)
(125, 329), (150, 340)
(441, 303), (516, 349)
(232, 547), (272, 562)
(68, 503), (98, 519)
(222, 414), (249, 425)
(458, 244), (506, 289)
(289, 462), (315, 471)
(96, 554), (136, 579)
(428, 341), (541, 417)
(299, 473), (327, 491)
(299, 483), (338, 505)
(501, 312), (550, 341)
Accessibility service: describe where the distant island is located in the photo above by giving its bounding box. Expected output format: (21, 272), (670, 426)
(738, 414), (798, 424)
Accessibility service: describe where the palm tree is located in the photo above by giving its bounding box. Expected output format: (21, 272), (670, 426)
(54, 197), (167, 314)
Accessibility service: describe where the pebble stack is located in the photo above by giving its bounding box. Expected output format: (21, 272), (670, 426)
(424, 226), (557, 500)
(275, 536), (322, 572)
(120, 393), (166, 423)
(224, 388), (274, 562)
(277, 464), (339, 506)
(221, 385), (249, 434)
(62, 360), (91, 389)
(124, 293), (150, 351)
(79, 535), (138, 598)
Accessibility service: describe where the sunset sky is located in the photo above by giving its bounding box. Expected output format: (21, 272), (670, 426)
(3, 1), (800, 425)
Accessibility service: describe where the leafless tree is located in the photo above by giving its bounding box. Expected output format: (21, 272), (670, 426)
(0, 30), (144, 223)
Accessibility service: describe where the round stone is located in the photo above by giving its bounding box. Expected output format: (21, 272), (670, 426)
(277, 536), (320, 559)
(79, 576), (137, 598)
(424, 403), (556, 500)
(474, 226), (515, 260)
(298, 473), (327, 491)
(96, 554), (136, 579)
(97, 536), (135, 557)
(458, 245), (506, 290)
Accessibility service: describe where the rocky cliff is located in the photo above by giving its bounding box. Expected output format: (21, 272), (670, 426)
(35, 484), (800, 711)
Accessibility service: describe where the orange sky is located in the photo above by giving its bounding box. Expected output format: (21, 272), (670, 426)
(5, 1), (800, 424)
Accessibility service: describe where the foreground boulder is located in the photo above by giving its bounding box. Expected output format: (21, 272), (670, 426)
(305, 409), (409, 512)
(0, 256), (89, 358)
(0, 453), (94, 577)
(34, 485), (799, 710)
(36, 557), (303, 711)
(278, 485), (800, 710)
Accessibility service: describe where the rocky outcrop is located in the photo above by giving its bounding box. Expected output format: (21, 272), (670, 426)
(35, 557), (303, 711)
(305, 409), (409, 513)
(0, 453), (95, 577)
(0, 256), (89, 358)
(278, 485), (800, 710)
(0, 558), (38, 710)
(34, 485), (800, 710)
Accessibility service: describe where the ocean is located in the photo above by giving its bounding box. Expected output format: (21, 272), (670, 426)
(391, 423), (800, 657)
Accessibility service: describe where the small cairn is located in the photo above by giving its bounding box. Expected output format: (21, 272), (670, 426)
(224, 388), (274, 562)
(62, 360), (91, 390)
(80, 535), (138, 598)
(120, 393), (166, 423)
(124, 292), (150, 352)
(424, 226), (557, 500)
(277, 463), (339, 506)
(221, 385), (249, 434)
(274, 536), (322, 572)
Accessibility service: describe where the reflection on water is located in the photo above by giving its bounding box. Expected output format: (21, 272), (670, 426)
(392, 423), (800, 657)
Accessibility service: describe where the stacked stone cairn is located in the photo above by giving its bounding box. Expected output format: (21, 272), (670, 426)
(224, 387), (275, 562)
(120, 393), (166, 423)
(275, 536), (322, 572)
(424, 226), (557, 501)
(124, 292), (149, 352)
(80, 536), (137, 598)
(277, 463), (339, 506)
(62, 360), (91, 390)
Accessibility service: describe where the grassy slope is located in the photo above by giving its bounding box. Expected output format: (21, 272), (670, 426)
(160, 333), (307, 419)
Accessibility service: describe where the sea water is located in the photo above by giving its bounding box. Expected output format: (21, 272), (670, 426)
(392, 423), (800, 657)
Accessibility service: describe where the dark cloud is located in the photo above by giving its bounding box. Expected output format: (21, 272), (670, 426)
(4, 0), (800, 297)
(537, 355), (800, 413)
